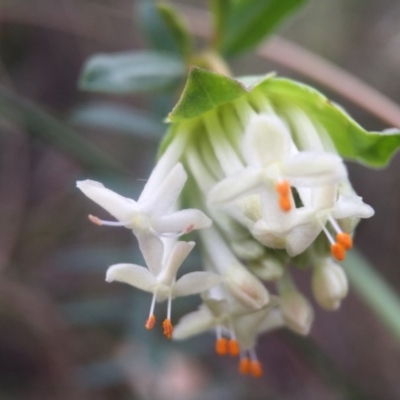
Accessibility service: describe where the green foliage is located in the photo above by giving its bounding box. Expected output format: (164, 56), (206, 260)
(255, 77), (400, 168)
(167, 69), (400, 167)
(70, 102), (164, 140)
(156, 3), (192, 60)
(136, 0), (183, 55)
(210, 0), (232, 48)
(79, 51), (185, 94)
(219, 0), (308, 57)
(167, 67), (246, 121)
(0, 84), (126, 176)
(344, 251), (400, 345)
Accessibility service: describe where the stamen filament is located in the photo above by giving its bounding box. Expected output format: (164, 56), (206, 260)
(249, 349), (263, 378)
(88, 214), (127, 227)
(163, 294), (173, 339)
(145, 292), (157, 330)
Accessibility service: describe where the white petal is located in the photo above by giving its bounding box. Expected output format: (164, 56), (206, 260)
(135, 231), (164, 275)
(286, 221), (322, 256)
(173, 271), (221, 297)
(243, 114), (291, 167)
(157, 241), (195, 285)
(332, 195), (374, 219)
(76, 180), (137, 222)
(282, 152), (347, 187)
(106, 263), (157, 292)
(151, 209), (212, 234)
(172, 307), (215, 340)
(140, 163), (187, 216)
(207, 168), (263, 206)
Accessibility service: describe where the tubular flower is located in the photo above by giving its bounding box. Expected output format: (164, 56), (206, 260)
(76, 67), (396, 377)
(106, 241), (221, 338)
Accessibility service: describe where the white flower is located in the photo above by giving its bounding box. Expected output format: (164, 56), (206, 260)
(173, 287), (282, 377)
(77, 162), (212, 269)
(77, 162), (211, 235)
(208, 114), (346, 213)
(254, 185), (374, 259)
(106, 240), (221, 338)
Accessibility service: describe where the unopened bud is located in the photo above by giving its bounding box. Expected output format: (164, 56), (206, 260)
(312, 260), (348, 310)
(231, 239), (265, 261)
(225, 264), (269, 310)
(280, 290), (314, 335)
(248, 257), (284, 281)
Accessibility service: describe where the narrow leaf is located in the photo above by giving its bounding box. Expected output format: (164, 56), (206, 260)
(157, 3), (192, 59)
(210, 0), (232, 49)
(344, 250), (400, 345)
(70, 102), (164, 140)
(79, 51), (185, 94)
(221, 0), (307, 57)
(136, 0), (183, 55)
(0, 85), (126, 176)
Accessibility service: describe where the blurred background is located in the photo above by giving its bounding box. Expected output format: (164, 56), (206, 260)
(1, 0), (400, 399)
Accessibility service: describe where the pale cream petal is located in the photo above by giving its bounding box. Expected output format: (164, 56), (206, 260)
(76, 180), (137, 222)
(151, 209), (212, 234)
(282, 152), (347, 187)
(172, 307), (215, 340)
(140, 163), (187, 216)
(173, 272), (221, 297)
(135, 231), (164, 275)
(106, 263), (157, 292)
(157, 241), (195, 285)
(332, 195), (374, 219)
(207, 168), (263, 206)
(243, 114), (291, 167)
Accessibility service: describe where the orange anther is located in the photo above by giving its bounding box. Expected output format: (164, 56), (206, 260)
(279, 195), (292, 212)
(239, 358), (251, 375)
(250, 360), (263, 378)
(331, 243), (346, 261)
(275, 181), (290, 196)
(215, 338), (228, 355)
(228, 339), (240, 357)
(145, 314), (156, 330)
(88, 214), (102, 226)
(336, 233), (353, 250)
(162, 318), (173, 339)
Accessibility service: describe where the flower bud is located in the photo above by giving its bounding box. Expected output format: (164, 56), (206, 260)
(231, 238), (265, 261)
(225, 264), (269, 310)
(280, 289), (314, 335)
(312, 260), (348, 310)
(248, 257), (284, 281)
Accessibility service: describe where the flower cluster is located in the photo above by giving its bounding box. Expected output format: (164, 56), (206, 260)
(77, 70), (377, 378)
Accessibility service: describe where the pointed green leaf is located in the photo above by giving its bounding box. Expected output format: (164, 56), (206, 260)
(167, 67), (247, 122)
(136, 0), (182, 54)
(210, 0), (233, 48)
(220, 0), (308, 57)
(156, 3), (192, 59)
(79, 51), (185, 94)
(253, 77), (400, 167)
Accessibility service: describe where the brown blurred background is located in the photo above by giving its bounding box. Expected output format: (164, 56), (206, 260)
(1, 0), (400, 399)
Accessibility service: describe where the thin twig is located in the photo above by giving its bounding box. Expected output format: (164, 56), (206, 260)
(176, 3), (400, 129)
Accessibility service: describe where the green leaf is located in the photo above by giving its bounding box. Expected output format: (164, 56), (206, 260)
(167, 67), (247, 122)
(79, 51), (185, 94)
(70, 102), (164, 140)
(210, 0), (233, 49)
(136, 0), (181, 54)
(220, 0), (307, 57)
(156, 3), (192, 59)
(344, 250), (400, 346)
(253, 77), (400, 167)
(0, 85), (126, 176)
